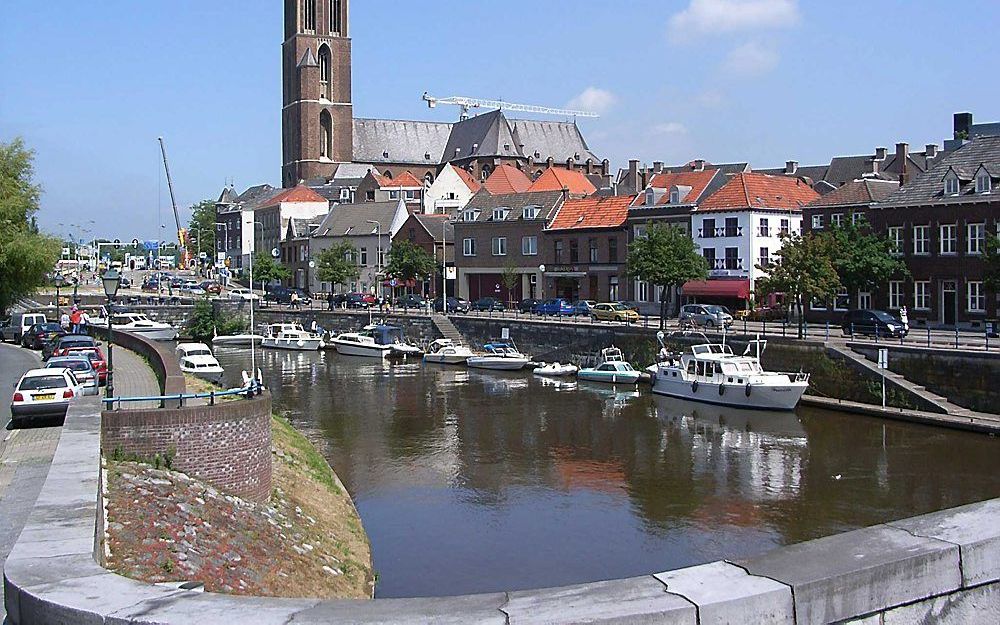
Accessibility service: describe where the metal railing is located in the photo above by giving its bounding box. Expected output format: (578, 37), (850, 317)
(101, 382), (264, 410)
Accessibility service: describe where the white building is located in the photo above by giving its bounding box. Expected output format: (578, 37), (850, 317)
(423, 164), (481, 215)
(254, 185), (331, 259)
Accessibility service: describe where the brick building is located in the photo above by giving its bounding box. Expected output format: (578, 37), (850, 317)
(392, 213), (455, 298)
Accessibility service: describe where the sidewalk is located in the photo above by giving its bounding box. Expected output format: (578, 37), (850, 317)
(110, 347), (161, 408)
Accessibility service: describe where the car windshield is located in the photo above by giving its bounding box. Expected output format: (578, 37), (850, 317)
(871, 311), (897, 322)
(611, 304), (627, 311)
(36, 323), (63, 332)
(705, 305), (727, 314)
(19, 375), (68, 390)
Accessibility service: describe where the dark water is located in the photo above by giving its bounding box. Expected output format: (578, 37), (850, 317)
(214, 348), (1000, 599)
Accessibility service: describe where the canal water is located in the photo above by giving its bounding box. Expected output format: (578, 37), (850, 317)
(215, 348), (1000, 599)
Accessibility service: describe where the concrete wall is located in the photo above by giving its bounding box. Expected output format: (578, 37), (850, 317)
(6, 396), (1000, 623)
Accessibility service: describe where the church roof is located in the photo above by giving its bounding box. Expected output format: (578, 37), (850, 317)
(353, 118), (453, 165)
(510, 118), (598, 165)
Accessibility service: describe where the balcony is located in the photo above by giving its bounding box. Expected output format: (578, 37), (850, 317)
(698, 226), (743, 238)
(708, 258), (745, 274)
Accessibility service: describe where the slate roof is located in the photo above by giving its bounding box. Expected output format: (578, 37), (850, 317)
(483, 164), (532, 194)
(216, 186), (239, 205)
(754, 164), (830, 184)
(879, 136), (1000, 207)
(528, 167), (596, 195)
(314, 201), (402, 237)
(509, 118), (598, 164)
(353, 118), (453, 165)
(462, 190), (564, 223)
(413, 214), (455, 243)
(698, 173), (819, 212)
(218, 184), (279, 214)
(444, 110), (518, 160)
(547, 195), (635, 231)
(260, 185), (328, 208)
(638, 170), (720, 205)
(808, 178), (899, 207)
(286, 218), (321, 239)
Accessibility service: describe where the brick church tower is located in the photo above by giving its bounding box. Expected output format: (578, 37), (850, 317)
(281, 0), (353, 187)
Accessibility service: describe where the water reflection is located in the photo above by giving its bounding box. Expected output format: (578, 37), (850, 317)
(214, 348), (1000, 598)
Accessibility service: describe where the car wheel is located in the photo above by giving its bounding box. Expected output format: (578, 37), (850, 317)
(705, 319), (716, 328)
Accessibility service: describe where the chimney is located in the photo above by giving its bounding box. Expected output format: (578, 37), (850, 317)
(954, 112), (973, 139)
(640, 165), (649, 189)
(601, 159), (610, 178)
(628, 159), (639, 183)
(546, 156), (555, 169)
(561, 187), (570, 202)
(653, 161), (664, 174)
(585, 158), (594, 175)
(869, 156), (879, 176)
(785, 160), (798, 175)
(896, 142), (910, 186)
(925, 143), (939, 164)
(692, 159), (705, 172)
(566, 157), (575, 171)
(874, 146), (887, 161)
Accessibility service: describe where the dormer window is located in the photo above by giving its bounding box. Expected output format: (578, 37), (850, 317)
(944, 174), (960, 195)
(523, 205), (540, 220)
(669, 188), (681, 204)
(976, 173), (992, 194)
(492, 207), (511, 221)
(645, 189), (655, 205)
(462, 209), (480, 223)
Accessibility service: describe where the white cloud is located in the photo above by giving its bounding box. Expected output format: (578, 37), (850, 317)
(668, 0), (800, 42)
(653, 122), (688, 135)
(566, 87), (618, 115)
(721, 40), (780, 75)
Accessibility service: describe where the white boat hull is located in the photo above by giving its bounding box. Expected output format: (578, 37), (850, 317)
(262, 337), (322, 351)
(212, 334), (265, 347)
(126, 327), (179, 342)
(390, 344), (423, 357)
(533, 365), (578, 377)
(424, 353), (472, 365)
(651, 374), (807, 411)
(577, 370), (641, 385)
(180, 366), (226, 385)
(467, 357), (529, 371)
(332, 340), (391, 359)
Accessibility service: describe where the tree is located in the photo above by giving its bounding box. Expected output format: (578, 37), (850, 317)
(823, 223), (908, 308)
(500, 260), (520, 306)
(187, 299), (245, 343)
(627, 223), (709, 327)
(0, 138), (61, 314)
(316, 241), (360, 289)
(186, 199), (216, 262)
(250, 252), (289, 289)
(984, 234), (1000, 297)
(755, 233), (841, 338)
(384, 240), (436, 294)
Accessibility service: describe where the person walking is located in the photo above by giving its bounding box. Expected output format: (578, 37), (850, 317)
(290, 290), (300, 310)
(60, 310), (70, 331)
(327, 291), (335, 311)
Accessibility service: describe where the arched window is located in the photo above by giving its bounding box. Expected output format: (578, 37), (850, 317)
(481, 163), (494, 181)
(383, 170), (393, 180)
(318, 45), (331, 100)
(320, 110), (333, 159)
(424, 172), (434, 186)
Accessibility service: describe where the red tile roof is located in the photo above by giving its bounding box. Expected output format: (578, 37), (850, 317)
(378, 171), (424, 188)
(699, 173), (819, 212)
(528, 167), (597, 195)
(642, 170), (719, 204)
(451, 165), (481, 193)
(547, 194), (636, 231)
(483, 164), (532, 194)
(261, 185), (328, 208)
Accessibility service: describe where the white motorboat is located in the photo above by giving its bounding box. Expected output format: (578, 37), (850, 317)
(329, 332), (393, 358)
(466, 340), (530, 371)
(175, 342), (225, 384)
(94, 310), (178, 341)
(532, 362), (578, 377)
(362, 324), (422, 358)
(577, 347), (640, 385)
(423, 339), (474, 365)
(650, 332), (809, 411)
(211, 333), (265, 347)
(261, 323), (322, 351)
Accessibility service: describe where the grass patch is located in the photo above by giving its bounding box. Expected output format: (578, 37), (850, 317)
(271, 414), (340, 494)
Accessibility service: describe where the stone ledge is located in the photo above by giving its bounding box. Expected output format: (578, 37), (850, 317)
(654, 561), (794, 624)
(502, 577), (695, 624)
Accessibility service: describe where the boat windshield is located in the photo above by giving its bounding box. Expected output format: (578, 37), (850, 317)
(691, 344), (734, 356)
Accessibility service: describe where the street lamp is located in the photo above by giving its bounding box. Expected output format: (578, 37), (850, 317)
(54, 273), (66, 318)
(538, 264), (546, 299)
(102, 268), (121, 398)
(366, 219), (383, 299)
(249, 221), (265, 382)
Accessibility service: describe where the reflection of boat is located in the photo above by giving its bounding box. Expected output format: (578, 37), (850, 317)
(467, 339), (530, 371)
(329, 331), (392, 358)
(577, 347), (640, 385)
(360, 324), (423, 357)
(650, 333), (808, 411)
(212, 333), (264, 347)
(261, 323), (323, 351)
(650, 394), (807, 438)
(535, 376), (577, 390)
(175, 343), (225, 384)
(533, 362), (578, 377)
(423, 339), (474, 365)
(577, 381), (641, 401)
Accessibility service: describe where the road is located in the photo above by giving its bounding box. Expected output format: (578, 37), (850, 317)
(0, 343), (63, 624)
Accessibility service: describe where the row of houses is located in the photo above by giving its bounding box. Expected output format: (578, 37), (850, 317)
(215, 111), (1000, 328)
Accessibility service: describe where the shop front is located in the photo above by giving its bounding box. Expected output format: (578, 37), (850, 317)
(681, 278), (751, 312)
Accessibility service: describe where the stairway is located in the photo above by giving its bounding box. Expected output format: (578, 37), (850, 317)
(430, 313), (467, 345)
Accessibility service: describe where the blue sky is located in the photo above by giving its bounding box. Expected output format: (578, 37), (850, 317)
(2, 0), (999, 240)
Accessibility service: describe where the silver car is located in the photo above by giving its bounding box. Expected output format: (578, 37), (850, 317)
(46, 356), (99, 396)
(679, 304), (734, 329)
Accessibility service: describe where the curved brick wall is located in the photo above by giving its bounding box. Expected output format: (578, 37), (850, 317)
(101, 393), (273, 503)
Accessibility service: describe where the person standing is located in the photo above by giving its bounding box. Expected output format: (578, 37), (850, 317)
(60, 310), (70, 331)
(69, 307), (82, 334)
(290, 290), (300, 310)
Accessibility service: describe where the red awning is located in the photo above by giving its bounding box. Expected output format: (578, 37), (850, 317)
(681, 279), (751, 300)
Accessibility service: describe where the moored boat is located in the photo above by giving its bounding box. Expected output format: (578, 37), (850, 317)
(92, 308), (179, 341)
(423, 339), (474, 365)
(329, 331), (393, 358)
(577, 347), (640, 385)
(466, 339), (530, 371)
(211, 333), (265, 347)
(532, 362), (578, 377)
(362, 324), (422, 358)
(175, 342), (226, 384)
(261, 323), (322, 351)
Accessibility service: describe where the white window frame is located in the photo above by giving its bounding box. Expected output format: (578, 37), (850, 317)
(939, 223), (957, 255)
(833, 291), (850, 312)
(811, 214), (823, 230)
(523, 206), (540, 220)
(780, 218), (790, 235)
(976, 174), (992, 194)
(831, 213), (843, 228)
(913, 225), (929, 255)
(669, 189), (680, 204)
(888, 226), (903, 256)
(914, 281), (930, 311)
(492, 237), (507, 256)
(944, 175), (960, 195)
(758, 247), (770, 268)
(968, 223), (985, 255)
(521, 236), (537, 256)
(852, 212), (865, 225)
(492, 208), (510, 221)
(462, 238), (476, 257)
(968, 281), (985, 313)
(645, 189), (655, 206)
(758, 218), (769, 237)
(462, 209), (479, 222)
(359, 247), (368, 266)
(888, 281), (904, 310)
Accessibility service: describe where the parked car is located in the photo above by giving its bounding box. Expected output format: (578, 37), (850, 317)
(572, 300), (597, 316)
(471, 297), (505, 312)
(591, 302), (639, 323)
(119, 276), (133, 289)
(397, 294), (426, 309)
(21, 323), (67, 350)
(62, 346), (107, 384)
(9, 312), (48, 344)
(199, 281), (223, 295)
(0, 319), (14, 342)
(46, 356), (99, 395)
(434, 297), (470, 313)
(518, 298), (542, 314)
(679, 304), (734, 329)
(615, 301), (640, 313)
(10, 367), (84, 420)
(841, 309), (908, 339)
(345, 292), (371, 309)
(266, 286), (312, 306)
(227, 288), (259, 301)
(47, 334), (98, 361)
(534, 298), (575, 316)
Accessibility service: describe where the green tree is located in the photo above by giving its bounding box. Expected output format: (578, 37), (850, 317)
(186, 199), (216, 262)
(984, 234), (1000, 297)
(823, 223), (909, 308)
(250, 252), (289, 289)
(187, 299), (245, 342)
(0, 138), (61, 314)
(316, 241), (360, 289)
(500, 260), (520, 306)
(627, 223), (709, 327)
(755, 233), (841, 338)
(385, 240), (436, 294)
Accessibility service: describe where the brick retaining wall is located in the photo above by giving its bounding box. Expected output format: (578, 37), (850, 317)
(102, 393), (273, 503)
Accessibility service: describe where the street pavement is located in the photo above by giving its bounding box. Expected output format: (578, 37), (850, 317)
(0, 343), (63, 624)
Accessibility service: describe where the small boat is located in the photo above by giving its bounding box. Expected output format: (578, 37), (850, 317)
(423, 339), (474, 365)
(577, 347), (641, 385)
(532, 362), (578, 377)
(93, 309), (179, 341)
(362, 324), (422, 358)
(211, 333), (265, 347)
(175, 342), (225, 384)
(467, 339), (530, 371)
(650, 332), (809, 411)
(261, 323), (322, 351)
(329, 332), (393, 359)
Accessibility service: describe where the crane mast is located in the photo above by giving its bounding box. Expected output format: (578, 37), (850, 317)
(157, 137), (190, 266)
(422, 92), (599, 121)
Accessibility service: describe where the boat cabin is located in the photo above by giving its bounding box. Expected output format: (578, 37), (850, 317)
(672, 344), (765, 384)
(362, 325), (405, 346)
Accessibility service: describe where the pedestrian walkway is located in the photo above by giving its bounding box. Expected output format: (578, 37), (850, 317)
(111, 347), (162, 408)
(430, 313), (467, 345)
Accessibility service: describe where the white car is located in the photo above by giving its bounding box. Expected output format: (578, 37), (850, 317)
(228, 288), (259, 301)
(10, 368), (84, 419)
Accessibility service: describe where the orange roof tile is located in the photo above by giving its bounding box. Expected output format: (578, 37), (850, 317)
(547, 194), (636, 231)
(378, 171), (424, 188)
(699, 173), (819, 212)
(451, 165), (481, 193)
(261, 185), (328, 208)
(528, 167), (597, 195)
(483, 164), (532, 195)
(642, 170), (719, 204)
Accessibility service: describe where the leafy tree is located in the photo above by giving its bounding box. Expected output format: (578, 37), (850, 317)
(385, 240), (436, 294)
(0, 138), (61, 314)
(187, 299), (245, 342)
(316, 241), (360, 289)
(823, 223), (908, 308)
(984, 234), (1000, 296)
(627, 223), (709, 327)
(755, 233), (841, 338)
(186, 199), (217, 260)
(500, 260), (520, 306)
(250, 252), (289, 289)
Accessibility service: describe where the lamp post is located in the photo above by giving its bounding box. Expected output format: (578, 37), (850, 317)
(54, 273), (66, 318)
(538, 264), (546, 300)
(249, 221), (265, 382)
(366, 219), (382, 299)
(102, 269), (121, 398)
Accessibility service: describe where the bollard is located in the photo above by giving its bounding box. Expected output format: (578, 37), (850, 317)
(955, 326), (959, 349)
(782, 320), (786, 337)
(763, 318), (767, 336)
(825, 321), (830, 342)
(744, 317), (748, 335)
(927, 326), (931, 348)
(875, 323), (879, 344)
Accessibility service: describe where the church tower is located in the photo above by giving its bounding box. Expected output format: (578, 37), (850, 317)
(281, 0), (353, 187)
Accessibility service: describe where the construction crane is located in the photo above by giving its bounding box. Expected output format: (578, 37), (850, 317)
(157, 137), (190, 267)
(422, 92), (599, 121)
